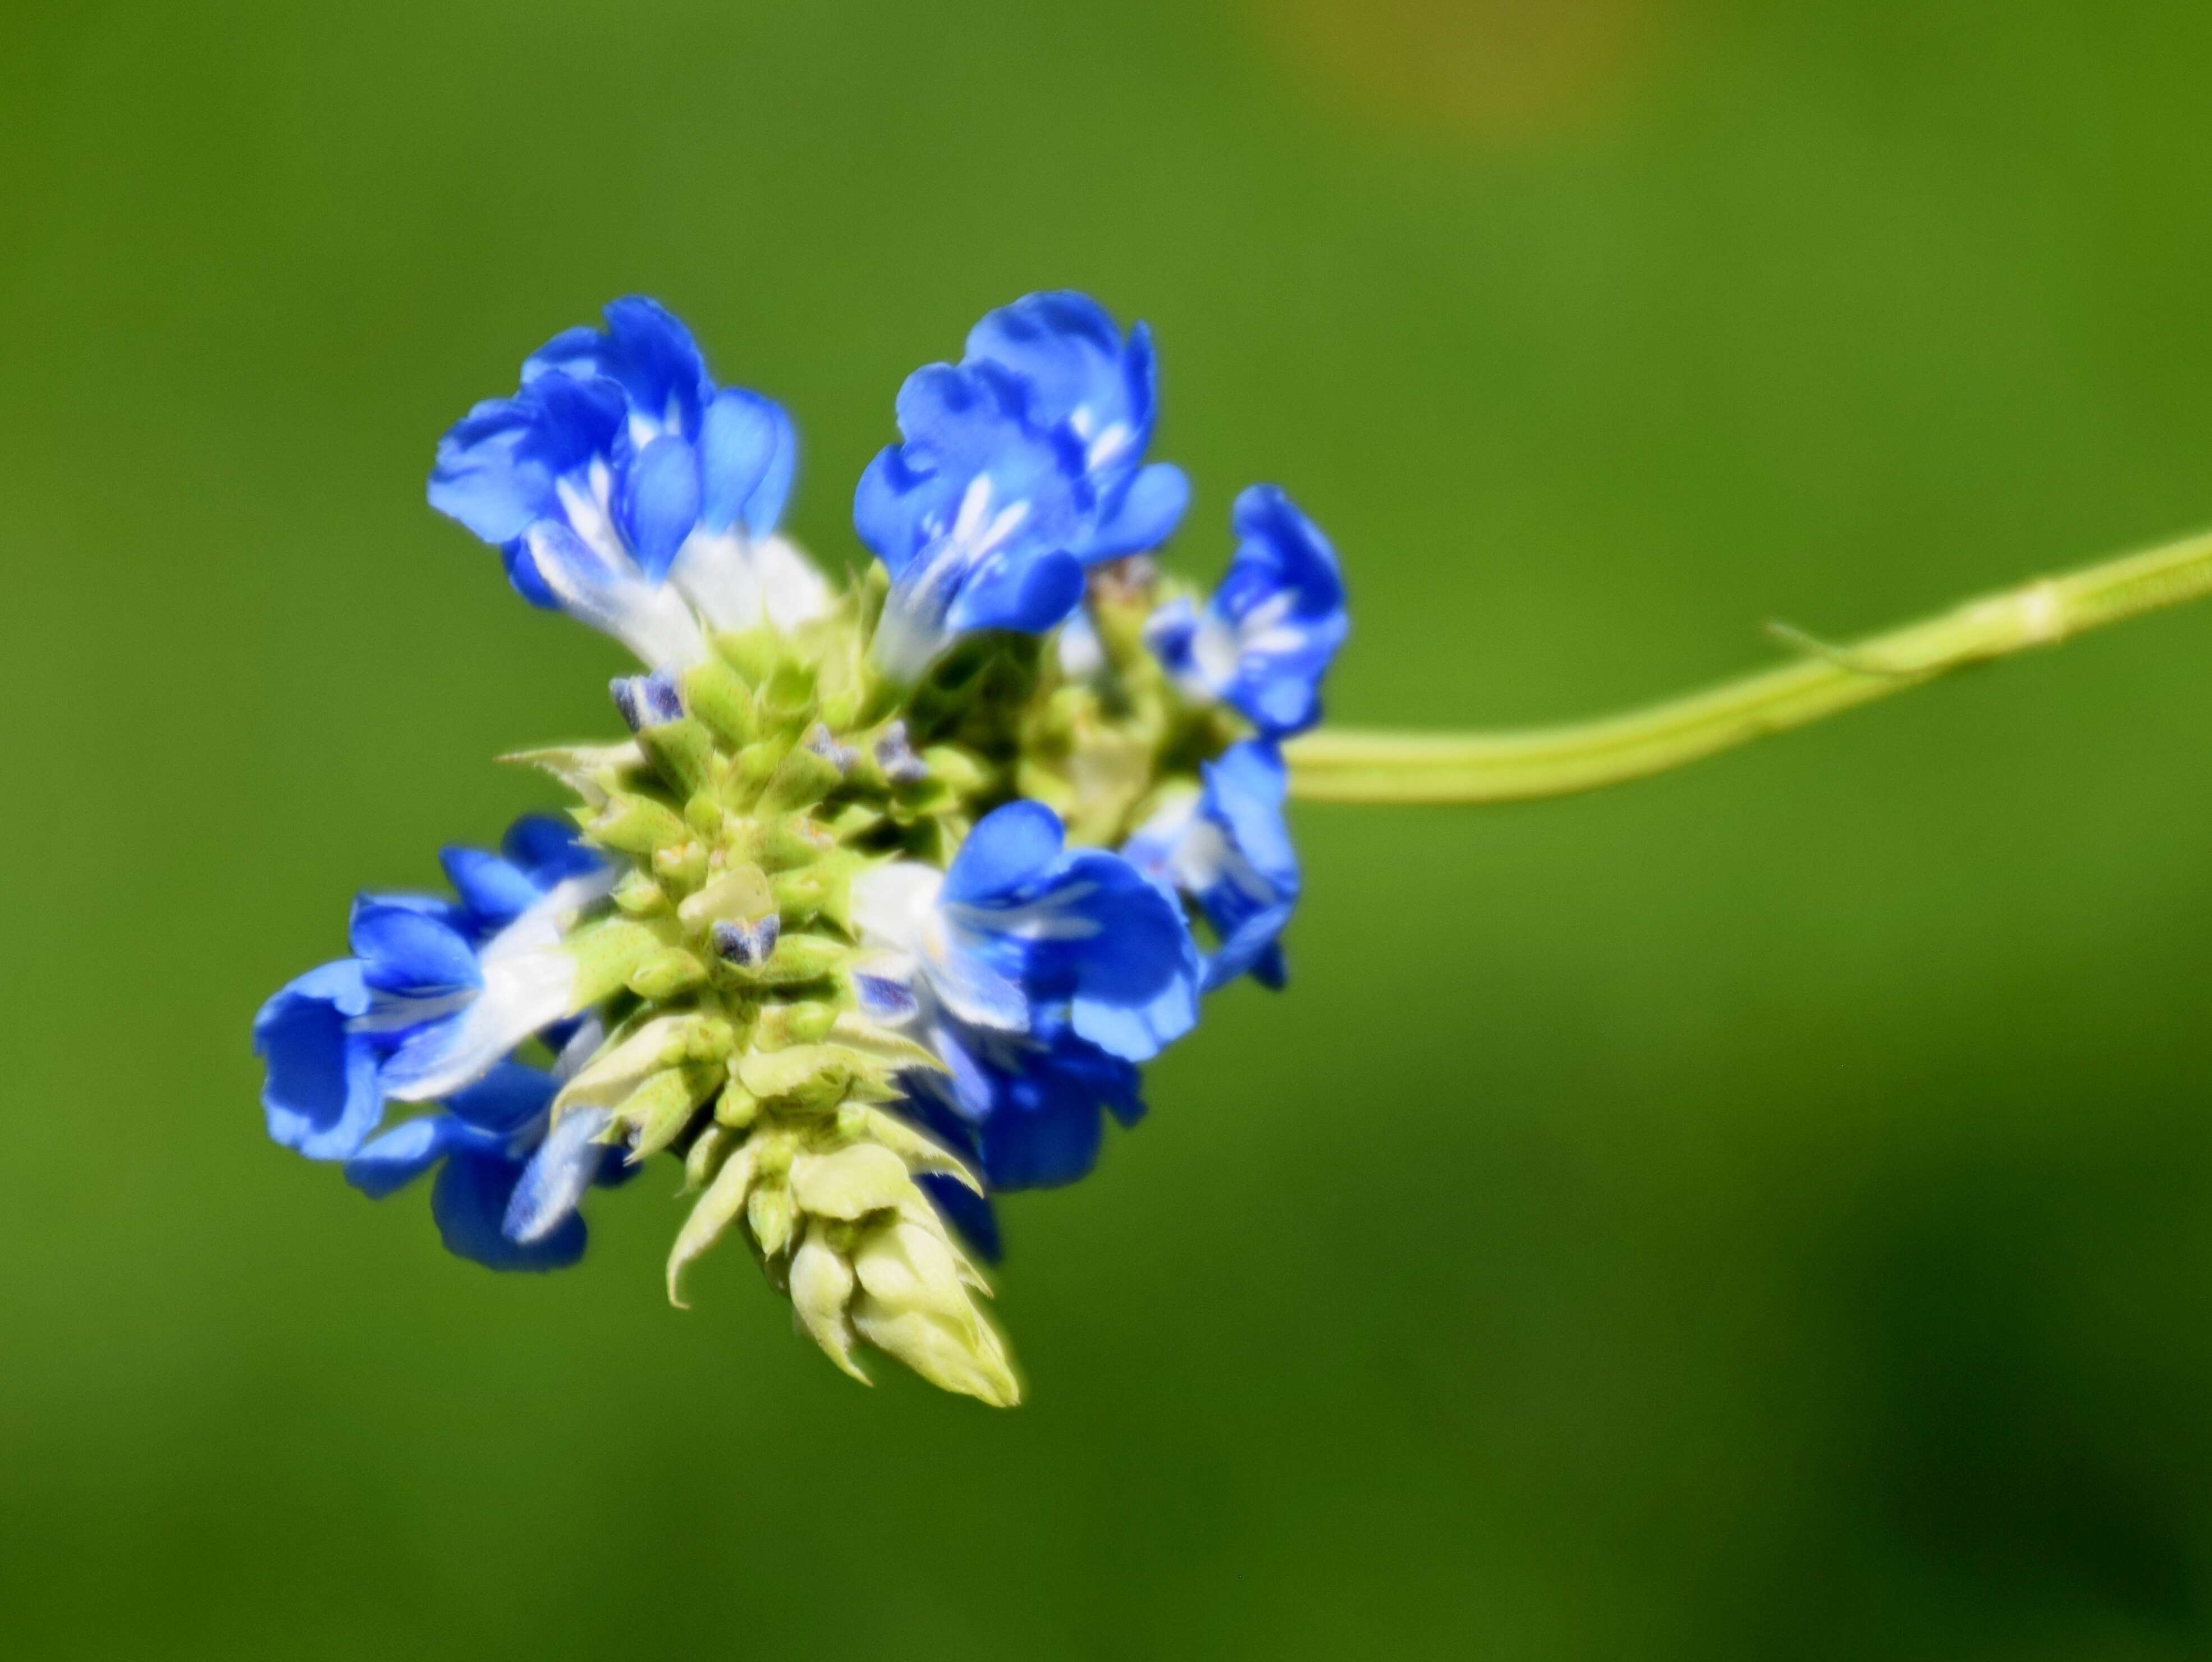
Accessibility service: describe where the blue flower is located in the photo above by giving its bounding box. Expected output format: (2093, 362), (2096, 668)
(850, 799), (1199, 1192)
(254, 818), (611, 1162)
(1146, 484), (1348, 737)
(855, 292), (1189, 680)
(342, 1047), (628, 1273)
(1125, 740), (1299, 993)
(429, 297), (829, 665)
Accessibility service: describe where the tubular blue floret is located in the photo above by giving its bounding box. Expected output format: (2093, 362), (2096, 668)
(852, 800), (1199, 1193)
(255, 819), (611, 1174)
(856, 293), (1189, 681)
(1125, 740), (1299, 993)
(1145, 484), (1349, 738)
(429, 297), (828, 663)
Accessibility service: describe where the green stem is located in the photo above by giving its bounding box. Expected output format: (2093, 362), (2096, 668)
(1285, 526), (2212, 805)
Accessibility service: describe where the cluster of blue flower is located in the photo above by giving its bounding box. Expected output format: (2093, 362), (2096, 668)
(254, 291), (1347, 1393)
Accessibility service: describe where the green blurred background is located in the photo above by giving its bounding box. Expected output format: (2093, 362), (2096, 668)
(10, 1), (2212, 1655)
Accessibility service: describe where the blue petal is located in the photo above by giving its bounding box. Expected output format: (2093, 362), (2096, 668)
(1082, 461), (1189, 561)
(254, 960), (383, 1160)
(525, 296), (708, 441)
(977, 1094), (1103, 1191)
(443, 1060), (558, 1136)
(1155, 486), (1349, 739)
(1023, 854), (1201, 1062)
(854, 447), (916, 573)
(344, 1114), (472, 1199)
(617, 433), (702, 582)
(944, 548), (1085, 635)
(428, 377), (627, 547)
(699, 388), (796, 537)
(432, 1149), (585, 1272)
(963, 291), (1144, 447)
(944, 800), (1066, 906)
(918, 1172), (1001, 1263)
(438, 846), (541, 933)
(501, 815), (602, 890)
(348, 900), (482, 997)
(855, 363), (1087, 575)
(501, 537), (564, 611)
(1205, 743), (1299, 920)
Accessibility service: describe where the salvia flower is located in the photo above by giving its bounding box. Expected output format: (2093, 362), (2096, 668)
(1145, 483), (1349, 737)
(429, 297), (829, 668)
(854, 292), (1189, 682)
(256, 290), (1347, 1405)
(848, 800), (1196, 1195)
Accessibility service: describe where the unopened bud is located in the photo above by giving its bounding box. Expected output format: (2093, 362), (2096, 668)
(790, 1222), (867, 1383)
(628, 946), (708, 1000)
(614, 1064), (719, 1161)
(790, 1142), (914, 1221)
(748, 1180), (796, 1257)
(679, 657), (756, 748)
(590, 793), (690, 857)
(612, 870), (668, 915)
(850, 1216), (1018, 1408)
(758, 743), (844, 814)
(677, 863), (775, 932)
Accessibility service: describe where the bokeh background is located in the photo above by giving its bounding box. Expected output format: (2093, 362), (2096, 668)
(9, 2), (2212, 1656)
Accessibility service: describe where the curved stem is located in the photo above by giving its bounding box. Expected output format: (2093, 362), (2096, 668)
(1285, 526), (2212, 805)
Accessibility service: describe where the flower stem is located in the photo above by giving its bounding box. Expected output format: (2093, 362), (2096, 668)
(1285, 526), (2212, 805)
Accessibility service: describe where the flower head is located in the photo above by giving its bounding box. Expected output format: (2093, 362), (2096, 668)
(259, 291), (1348, 1404)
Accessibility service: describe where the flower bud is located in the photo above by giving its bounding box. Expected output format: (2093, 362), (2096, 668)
(627, 946), (707, 1000)
(748, 1180), (796, 1257)
(613, 1063), (720, 1161)
(790, 1222), (866, 1383)
(790, 1142), (914, 1220)
(679, 657), (757, 748)
(589, 793), (690, 857)
(850, 1215), (1019, 1408)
